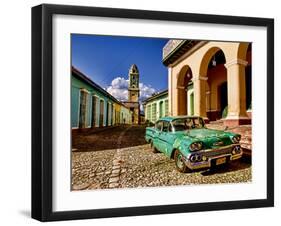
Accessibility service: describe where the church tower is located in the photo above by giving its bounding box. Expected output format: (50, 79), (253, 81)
(128, 64), (140, 102)
(122, 64), (140, 124)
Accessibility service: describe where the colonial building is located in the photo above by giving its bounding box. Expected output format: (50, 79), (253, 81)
(162, 40), (252, 126)
(122, 64), (140, 124)
(143, 90), (169, 124)
(71, 67), (132, 129)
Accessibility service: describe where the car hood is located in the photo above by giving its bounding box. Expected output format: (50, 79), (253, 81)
(185, 128), (229, 139)
(175, 128), (234, 148)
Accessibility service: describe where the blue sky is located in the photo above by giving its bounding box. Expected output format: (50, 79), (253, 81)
(71, 34), (169, 102)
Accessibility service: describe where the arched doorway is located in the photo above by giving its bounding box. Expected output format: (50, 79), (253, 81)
(177, 65), (192, 115)
(189, 92), (194, 115)
(200, 48), (227, 121)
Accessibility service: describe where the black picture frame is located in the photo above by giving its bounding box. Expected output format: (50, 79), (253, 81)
(32, 3), (274, 222)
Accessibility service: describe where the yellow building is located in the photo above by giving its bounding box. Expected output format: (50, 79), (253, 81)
(113, 103), (121, 125)
(112, 102), (133, 125)
(163, 40), (252, 126)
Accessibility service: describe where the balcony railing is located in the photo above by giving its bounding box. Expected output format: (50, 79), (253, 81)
(162, 39), (185, 60)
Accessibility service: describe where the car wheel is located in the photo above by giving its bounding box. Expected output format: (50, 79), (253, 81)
(151, 142), (159, 153)
(174, 150), (190, 173)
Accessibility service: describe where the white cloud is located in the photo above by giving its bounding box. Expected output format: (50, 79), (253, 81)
(106, 77), (157, 103)
(106, 77), (128, 101)
(111, 77), (128, 90)
(139, 83), (156, 101)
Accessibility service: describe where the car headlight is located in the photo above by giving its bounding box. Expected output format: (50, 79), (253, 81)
(189, 153), (204, 162)
(231, 135), (241, 144)
(189, 142), (203, 151)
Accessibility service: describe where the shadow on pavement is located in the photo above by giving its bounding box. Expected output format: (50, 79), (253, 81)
(200, 157), (251, 176)
(72, 125), (147, 152)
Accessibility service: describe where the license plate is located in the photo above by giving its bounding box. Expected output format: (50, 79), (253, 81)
(216, 157), (226, 165)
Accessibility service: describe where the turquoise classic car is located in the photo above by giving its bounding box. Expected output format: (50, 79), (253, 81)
(145, 116), (243, 172)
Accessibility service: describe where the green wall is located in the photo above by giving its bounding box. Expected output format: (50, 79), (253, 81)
(145, 93), (168, 123)
(71, 75), (114, 128)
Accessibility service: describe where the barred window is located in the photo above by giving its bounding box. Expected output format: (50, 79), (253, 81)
(79, 90), (88, 128)
(147, 104), (151, 121)
(165, 99), (168, 116)
(152, 103), (157, 122)
(100, 99), (104, 127)
(159, 101), (164, 118)
(91, 96), (98, 127)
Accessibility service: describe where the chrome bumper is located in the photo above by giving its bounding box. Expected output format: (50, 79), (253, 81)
(185, 146), (243, 170)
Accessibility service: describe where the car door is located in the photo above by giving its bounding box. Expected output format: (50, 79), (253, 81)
(158, 121), (175, 156)
(153, 120), (163, 152)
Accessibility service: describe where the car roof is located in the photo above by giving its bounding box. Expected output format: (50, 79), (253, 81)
(158, 115), (202, 122)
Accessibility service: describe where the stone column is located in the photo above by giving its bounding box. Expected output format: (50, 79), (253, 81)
(224, 59), (251, 126)
(205, 91), (211, 112)
(168, 67), (173, 116)
(193, 76), (209, 123)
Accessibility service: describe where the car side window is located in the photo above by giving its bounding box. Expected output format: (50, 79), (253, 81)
(162, 121), (169, 132)
(155, 121), (163, 131)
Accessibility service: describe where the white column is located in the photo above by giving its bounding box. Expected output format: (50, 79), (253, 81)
(225, 59), (249, 120)
(168, 67), (173, 116)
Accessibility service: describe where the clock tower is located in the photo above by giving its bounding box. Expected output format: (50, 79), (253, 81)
(122, 64), (140, 124)
(128, 64), (140, 102)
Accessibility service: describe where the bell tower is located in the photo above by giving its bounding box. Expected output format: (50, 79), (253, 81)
(122, 64), (140, 124)
(128, 64), (139, 102)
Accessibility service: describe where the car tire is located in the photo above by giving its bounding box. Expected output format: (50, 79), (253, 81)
(174, 150), (191, 173)
(151, 142), (159, 153)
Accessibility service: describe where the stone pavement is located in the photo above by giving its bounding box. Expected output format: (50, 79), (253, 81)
(72, 125), (252, 191)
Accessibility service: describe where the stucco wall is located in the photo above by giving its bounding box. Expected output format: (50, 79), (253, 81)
(168, 41), (251, 125)
(71, 75), (129, 129)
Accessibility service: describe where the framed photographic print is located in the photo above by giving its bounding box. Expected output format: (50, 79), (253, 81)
(32, 4), (274, 221)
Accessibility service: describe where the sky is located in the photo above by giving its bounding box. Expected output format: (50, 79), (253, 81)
(71, 34), (169, 103)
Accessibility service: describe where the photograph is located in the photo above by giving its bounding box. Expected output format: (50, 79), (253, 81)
(31, 3), (274, 221)
(71, 35), (252, 191)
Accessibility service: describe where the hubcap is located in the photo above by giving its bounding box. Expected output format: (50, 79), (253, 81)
(176, 153), (184, 169)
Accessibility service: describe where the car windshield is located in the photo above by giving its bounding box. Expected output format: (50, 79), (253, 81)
(172, 117), (205, 131)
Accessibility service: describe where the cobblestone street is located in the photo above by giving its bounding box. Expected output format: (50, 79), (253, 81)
(72, 124), (252, 190)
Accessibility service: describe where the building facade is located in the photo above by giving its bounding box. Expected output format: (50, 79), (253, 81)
(71, 67), (132, 129)
(143, 90), (169, 124)
(139, 112), (146, 124)
(123, 64), (140, 124)
(163, 40), (252, 126)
